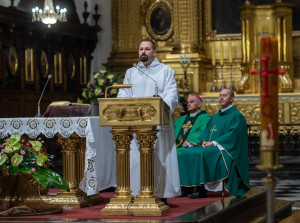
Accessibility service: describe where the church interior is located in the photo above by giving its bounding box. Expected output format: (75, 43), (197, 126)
(0, 0), (300, 222)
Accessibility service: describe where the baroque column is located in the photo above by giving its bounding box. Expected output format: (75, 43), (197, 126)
(172, 0), (201, 53)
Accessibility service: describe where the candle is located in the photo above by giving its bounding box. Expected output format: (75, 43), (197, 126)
(220, 42), (223, 65)
(254, 33), (258, 59)
(212, 42), (216, 66)
(259, 36), (279, 168)
(229, 40), (232, 63)
(180, 56), (183, 64)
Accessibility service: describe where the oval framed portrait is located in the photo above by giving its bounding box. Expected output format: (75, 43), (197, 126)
(146, 1), (173, 40)
(8, 45), (18, 75)
(40, 50), (49, 79)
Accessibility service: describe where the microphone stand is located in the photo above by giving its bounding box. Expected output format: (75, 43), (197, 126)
(36, 75), (52, 117)
(133, 63), (159, 97)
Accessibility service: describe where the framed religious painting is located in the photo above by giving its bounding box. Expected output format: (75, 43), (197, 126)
(68, 53), (76, 80)
(25, 48), (34, 82)
(145, 1), (173, 40)
(8, 45), (18, 76)
(40, 50), (49, 78)
(54, 53), (62, 84)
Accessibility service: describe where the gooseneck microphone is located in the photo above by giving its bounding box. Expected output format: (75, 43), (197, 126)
(133, 63), (159, 97)
(36, 74), (52, 117)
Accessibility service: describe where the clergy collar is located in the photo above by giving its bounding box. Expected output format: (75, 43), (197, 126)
(189, 110), (201, 117)
(221, 105), (233, 113)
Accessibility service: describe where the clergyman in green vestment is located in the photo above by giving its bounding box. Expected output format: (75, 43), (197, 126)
(173, 94), (211, 197)
(178, 89), (250, 197)
(173, 94), (211, 158)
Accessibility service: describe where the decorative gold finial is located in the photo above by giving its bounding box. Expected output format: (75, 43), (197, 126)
(245, 0), (250, 5)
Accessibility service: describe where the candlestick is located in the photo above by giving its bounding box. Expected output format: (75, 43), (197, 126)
(254, 32), (258, 59)
(212, 42), (216, 66)
(254, 36), (283, 223)
(229, 64), (236, 91)
(229, 40), (232, 63)
(220, 42), (223, 65)
(220, 65), (225, 90)
(210, 66), (219, 92)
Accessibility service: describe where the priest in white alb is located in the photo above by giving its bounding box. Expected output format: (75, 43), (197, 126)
(117, 39), (180, 201)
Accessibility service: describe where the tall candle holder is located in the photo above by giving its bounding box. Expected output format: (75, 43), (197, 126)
(220, 65), (225, 90)
(229, 64), (236, 91)
(250, 36), (284, 223)
(179, 53), (191, 90)
(210, 66), (219, 92)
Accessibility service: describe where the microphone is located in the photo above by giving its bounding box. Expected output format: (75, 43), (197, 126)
(36, 74), (52, 117)
(133, 63), (159, 97)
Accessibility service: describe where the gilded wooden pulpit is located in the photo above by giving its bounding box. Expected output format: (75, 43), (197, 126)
(98, 97), (171, 216)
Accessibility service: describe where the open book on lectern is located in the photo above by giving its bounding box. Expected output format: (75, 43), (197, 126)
(43, 101), (91, 117)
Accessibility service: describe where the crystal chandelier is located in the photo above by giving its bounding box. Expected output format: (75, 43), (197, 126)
(32, 0), (67, 28)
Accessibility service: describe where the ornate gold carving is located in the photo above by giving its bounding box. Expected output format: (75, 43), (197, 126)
(112, 0), (141, 51)
(49, 133), (104, 208)
(103, 104), (156, 121)
(173, 0), (200, 53)
(99, 98), (170, 216)
(136, 130), (158, 197)
(290, 102), (300, 124)
(239, 2), (294, 93)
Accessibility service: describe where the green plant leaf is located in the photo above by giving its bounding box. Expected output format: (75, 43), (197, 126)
(82, 91), (87, 99)
(110, 89), (118, 94)
(30, 140), (42, 152)
(20, 167), (70, 191)
(11, 153), (23, 166)
(0, 154), (7, 165)
(9, 165), (19, 175)
(107, 74), (114, 79)
(37, 153), (48, 166)
(93, 72), (99, 79)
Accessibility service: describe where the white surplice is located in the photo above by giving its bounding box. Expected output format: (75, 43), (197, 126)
(117, 58), (181, 198)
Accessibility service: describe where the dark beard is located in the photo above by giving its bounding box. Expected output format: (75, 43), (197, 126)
(140, 55), (148, 62)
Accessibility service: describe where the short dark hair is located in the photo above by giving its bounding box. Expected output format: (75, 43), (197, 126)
(221, 88), (234, 97)
(141, 39), (156, 50)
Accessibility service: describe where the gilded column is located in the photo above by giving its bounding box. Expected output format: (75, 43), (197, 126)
(76, 137), (86, 184)
(129, 128), (170, 216)
(100, 129), (134, 216)
(111, 0), (141, 52)
(111, 130), (133, 198)
(173, 0), (200, 53)
(58, 133), (81, 193)
(136, 130), (158, 197)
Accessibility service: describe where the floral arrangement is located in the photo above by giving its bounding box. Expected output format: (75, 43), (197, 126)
(0, 134), (69, 192)
(77, 68), (122, 105)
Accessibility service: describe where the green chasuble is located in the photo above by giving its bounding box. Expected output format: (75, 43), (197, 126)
(178, 105), (250, 196)
(173, 111), (211, 157)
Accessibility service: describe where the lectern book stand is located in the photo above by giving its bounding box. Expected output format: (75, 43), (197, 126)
(98, 97), (170, 216)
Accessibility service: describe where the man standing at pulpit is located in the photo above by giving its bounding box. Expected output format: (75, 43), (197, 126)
(117, 39), (180, 199)
(178, 88), (250, 198)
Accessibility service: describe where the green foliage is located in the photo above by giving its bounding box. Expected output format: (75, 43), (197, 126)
(77, 67), (122, 105)
(0, 134), (70, 192)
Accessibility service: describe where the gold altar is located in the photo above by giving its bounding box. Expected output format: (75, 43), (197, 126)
(107, 0), (300, 112)
(98, 97), (170, 216)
